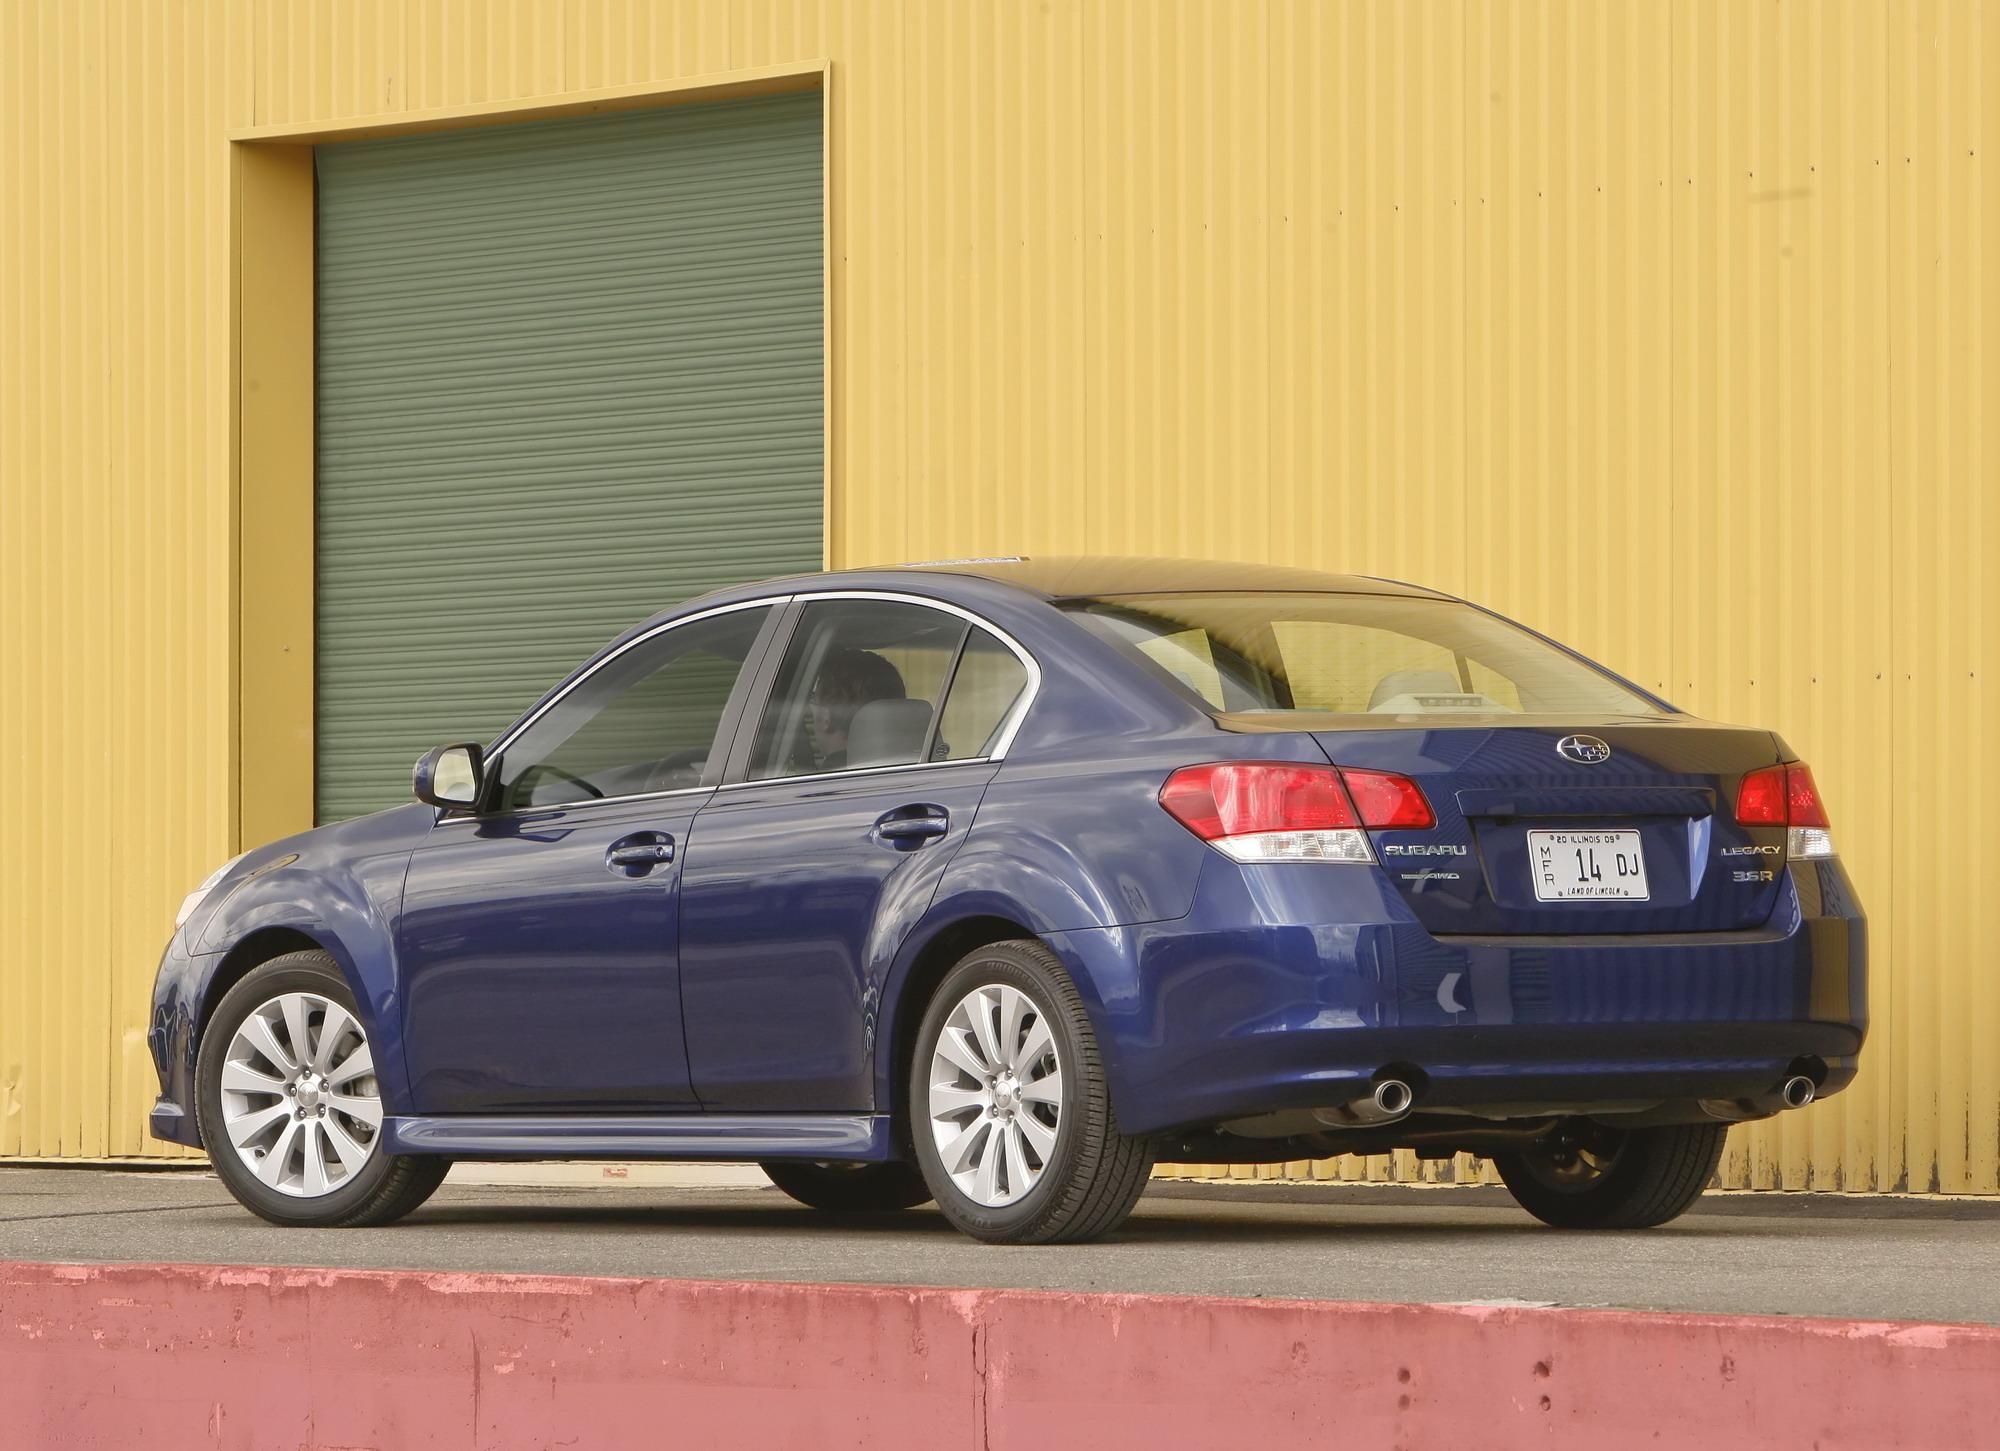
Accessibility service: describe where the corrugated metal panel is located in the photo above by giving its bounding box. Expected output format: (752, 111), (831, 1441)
(3, 2), (1995, 1188)
(314, 96), (823, 821)
(0, 0), (246, 1158)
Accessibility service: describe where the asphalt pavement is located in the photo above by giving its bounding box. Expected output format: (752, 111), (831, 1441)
(2, 1166), (1995, 1325)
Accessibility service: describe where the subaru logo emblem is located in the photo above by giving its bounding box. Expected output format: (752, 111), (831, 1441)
(1557, 734), (1612, 764)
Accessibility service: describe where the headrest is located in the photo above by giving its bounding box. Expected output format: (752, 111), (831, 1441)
(846, 698), (934, 768)
(1367, 669), (1464, 710)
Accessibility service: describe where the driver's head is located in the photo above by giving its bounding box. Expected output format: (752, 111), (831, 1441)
(810, 648), (906, 758)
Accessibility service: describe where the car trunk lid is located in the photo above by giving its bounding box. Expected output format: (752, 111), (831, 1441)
(1224, 714), (1789, 936)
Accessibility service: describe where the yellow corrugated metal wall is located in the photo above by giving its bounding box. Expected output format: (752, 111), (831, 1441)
(2, 2), (1992, 1192)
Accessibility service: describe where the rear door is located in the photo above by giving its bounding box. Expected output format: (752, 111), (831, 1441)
(678, 598), (1035, 1110)
(1309, 719), (1788, 936)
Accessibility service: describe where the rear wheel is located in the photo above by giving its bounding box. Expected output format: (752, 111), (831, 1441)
(1495, 1120), (1727, 1229)
(909, 940), (1154, 1244)
(759, 1159), (932, 1212)
(196, 950), (449, 1228)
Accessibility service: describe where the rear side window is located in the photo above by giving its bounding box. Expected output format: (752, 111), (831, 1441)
(749, 600), (962, 779)
(935, 629), (1031, 760)
(1065, 593), (1658, 717)
(748, 602), (1035, 779)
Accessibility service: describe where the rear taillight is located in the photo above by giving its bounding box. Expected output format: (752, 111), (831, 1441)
(1734, 763), (1837, 859)
(1158, 762), (1433, 863)
(1339, 768), (1437, 830)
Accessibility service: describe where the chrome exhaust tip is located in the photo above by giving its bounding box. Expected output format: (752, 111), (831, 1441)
(1781, 1074), (1817, 1110)
(1372, 1078), (1415, 1120)
(1311, 1075), (1419, 1129)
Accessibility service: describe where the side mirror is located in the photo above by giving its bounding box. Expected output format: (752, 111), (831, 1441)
(414, 743), (485, 809)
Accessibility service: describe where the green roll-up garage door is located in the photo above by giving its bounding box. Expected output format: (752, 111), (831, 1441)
(314, 93), (822, 822)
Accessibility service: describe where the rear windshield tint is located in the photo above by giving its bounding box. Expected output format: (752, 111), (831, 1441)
(1062, 592), (1662, 717)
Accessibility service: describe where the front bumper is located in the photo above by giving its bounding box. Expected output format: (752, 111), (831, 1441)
(1047, 855), (1867, 1138)
(146, 928), (210, 1148)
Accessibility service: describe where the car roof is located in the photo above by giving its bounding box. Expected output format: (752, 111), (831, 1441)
(702, 555), (1454, 604)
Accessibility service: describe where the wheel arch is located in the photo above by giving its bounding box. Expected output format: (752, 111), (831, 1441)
(187, 908), (411, 1115)
(877, 911), (1039, 1147)
(197, 927), (329, 1046)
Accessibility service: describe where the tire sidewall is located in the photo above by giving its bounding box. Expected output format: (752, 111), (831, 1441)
(759, 1159), (933, 1212)
(907, 944), (1093, 1240)
(1497, 1122), (1724, 1229)
(196, 951), (402, 1226)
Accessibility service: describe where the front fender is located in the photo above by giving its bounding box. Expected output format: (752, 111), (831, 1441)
(181, 805), (429, 1116)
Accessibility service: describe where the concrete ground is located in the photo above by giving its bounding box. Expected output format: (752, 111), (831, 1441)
(2, 1165), (1995, 1326)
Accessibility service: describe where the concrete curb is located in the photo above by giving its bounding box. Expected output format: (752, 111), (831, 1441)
(4, 1260), (1995, 1448)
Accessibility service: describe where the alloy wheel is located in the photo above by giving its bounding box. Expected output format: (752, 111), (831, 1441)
(219, 992), (383, 1198)
(926, 982), (1064, 1207)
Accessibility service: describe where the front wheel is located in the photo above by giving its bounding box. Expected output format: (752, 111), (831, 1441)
(1494, 1120), (1727, 1229)
(909, 939), (1155, 1244)
(760, 1159), (932, 1212)
(196, 949), (449, 1228)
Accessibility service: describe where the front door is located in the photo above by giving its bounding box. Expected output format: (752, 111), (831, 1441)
(680, 598), (1035, 1110)
(396, 602), (777, 1113)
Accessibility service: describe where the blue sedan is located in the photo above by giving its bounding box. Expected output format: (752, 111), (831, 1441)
(150, 557), (1866, 1243)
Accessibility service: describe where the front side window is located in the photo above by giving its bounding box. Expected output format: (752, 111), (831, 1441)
(1065, 593), (1660, 718)
(748, 600), (1033, 779)
(493, 605), (771, 811)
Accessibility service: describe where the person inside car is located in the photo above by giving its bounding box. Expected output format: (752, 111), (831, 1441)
(808, 647), (908, 771)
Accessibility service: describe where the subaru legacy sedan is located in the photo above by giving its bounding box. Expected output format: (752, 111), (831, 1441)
(150, 557), (1865, 1243)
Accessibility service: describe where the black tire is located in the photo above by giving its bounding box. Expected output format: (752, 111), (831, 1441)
(908, 939), (1155, 1244)
(760, 1159), (934, 1212)
(196, 950), (450, 1228)
(1495, 1120), (1727, 1229)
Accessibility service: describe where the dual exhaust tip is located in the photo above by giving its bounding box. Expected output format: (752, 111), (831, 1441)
(1322, 1070), (1816, 1130)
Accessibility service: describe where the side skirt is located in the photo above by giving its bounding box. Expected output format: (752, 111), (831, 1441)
(383, 1112), (893, 1161)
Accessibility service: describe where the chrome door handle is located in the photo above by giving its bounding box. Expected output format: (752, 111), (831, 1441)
(606, 832), (676, 874)
(876, 809), (949, 844)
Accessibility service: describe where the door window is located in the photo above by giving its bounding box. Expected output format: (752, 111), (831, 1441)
(493, 605), (771, 811)
(749, 600), (966, 779)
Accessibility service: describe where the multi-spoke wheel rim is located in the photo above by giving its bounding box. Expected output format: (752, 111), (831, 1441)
(926, 983), (1063, 1208)
(219, 992), (382, 1198)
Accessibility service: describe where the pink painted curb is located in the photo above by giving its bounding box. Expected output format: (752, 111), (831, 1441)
(3, 1260), (1997, 1449)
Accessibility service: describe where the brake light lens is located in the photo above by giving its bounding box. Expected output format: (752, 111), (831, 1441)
(1340, 768), (1437, 830)
(1784, 764), (1831, 829)
(1158, 762), (1434, 863)
(1734, 763), (1836, 859)
(1734, 766), (1788, 826)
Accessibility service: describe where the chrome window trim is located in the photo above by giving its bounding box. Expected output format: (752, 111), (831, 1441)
(432, 586), (1041, 823)
(432, 782), (713, 827)
(750, 589), (1043, 776)
(716, 754), (994, 792)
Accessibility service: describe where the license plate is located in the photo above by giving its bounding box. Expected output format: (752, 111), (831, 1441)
(1528, 830), (1650, 902)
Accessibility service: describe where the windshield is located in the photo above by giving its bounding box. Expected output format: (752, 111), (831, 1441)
(1063, 592), (1663, 718)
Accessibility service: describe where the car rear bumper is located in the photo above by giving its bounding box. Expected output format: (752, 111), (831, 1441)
(1047, 855), (1867, 1138)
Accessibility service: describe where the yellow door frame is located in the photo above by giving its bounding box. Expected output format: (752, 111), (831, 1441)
(226, 61), (832, 850)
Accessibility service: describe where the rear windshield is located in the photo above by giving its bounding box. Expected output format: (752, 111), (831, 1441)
(1062, 592), (1662, 717)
